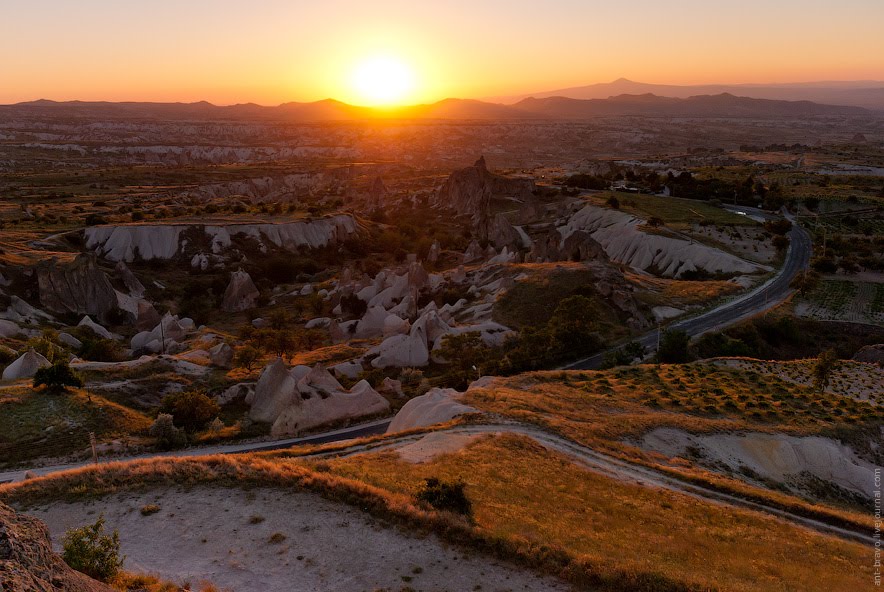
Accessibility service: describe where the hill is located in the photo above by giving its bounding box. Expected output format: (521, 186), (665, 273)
(496, 77), (884, 110)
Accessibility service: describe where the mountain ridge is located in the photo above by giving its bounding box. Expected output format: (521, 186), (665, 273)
(2, 91), (874, 121)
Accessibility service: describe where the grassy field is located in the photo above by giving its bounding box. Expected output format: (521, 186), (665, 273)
(0, 435), (869, 592)
(459, 364), (880, 528)
(587, 192), (753, 227)
(462, 364), (882, 445)
(0, 385), (152, 467)
(324, 433), (869, 592)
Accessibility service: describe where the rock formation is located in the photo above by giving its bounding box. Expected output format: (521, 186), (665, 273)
(853, 344), (884, 366)
(387, 388), (478, 433)
(36, 254), (157, 327)
(85, 215), (361, 262)
(0, 502), (113, 591)
(221, 269), (259, 312)
(1, 349), (51, 381)
(248, 359), (390, 436)
(209, 342), (234, 368)
(36, 254), (117, 318)
(434, 156), (535, 241)
(560, 204), (768, 277)
(115, 261), (145, 297)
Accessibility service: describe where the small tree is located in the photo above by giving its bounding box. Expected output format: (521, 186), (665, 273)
(548, 295), (602, 356)
(415, 477), (472, 518)
(235, 345), (261, 371)
(812, 349), (838, 393)
(149, 413), (187, 449)
(605, 195), (620, 209)
(33, 362), (83, 392)
(62, 515), (124, 582)
(159, 391), (220, 432)
(657, 329), (691, 364)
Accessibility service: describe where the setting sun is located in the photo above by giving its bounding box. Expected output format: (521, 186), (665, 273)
(350, 55), (415, 106)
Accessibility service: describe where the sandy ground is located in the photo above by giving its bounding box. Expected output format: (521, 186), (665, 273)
(715, 358), (883, 405)
(690, 224), (777, 264)
(396, 432), (483, 464)
(27, 487), (570, 592)
(640, 427), (877, 499)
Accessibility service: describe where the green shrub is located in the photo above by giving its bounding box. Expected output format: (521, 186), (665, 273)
(33, 362), (83, 392)
(159, 391), (220, 432)
(61, 515), (124, 582)
(149, 413), (187, 449)
(414, 477), (472, 518)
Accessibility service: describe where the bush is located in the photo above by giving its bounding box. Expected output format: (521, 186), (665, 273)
(657, 329), (691, 364)
(62, 515), (124, 582)
(78, 337), (124, 362)
(33, 362), (83, 392)
(149, 413), (187, 450)
(414, 477), (472, 518)
(159, 391), (220, 432)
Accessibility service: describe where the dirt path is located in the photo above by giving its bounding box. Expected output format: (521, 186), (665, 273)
(29, 487), (570, 592)
(302, 423), (871, 546)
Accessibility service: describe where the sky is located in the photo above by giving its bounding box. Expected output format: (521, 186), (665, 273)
(1, 0), (883, 106)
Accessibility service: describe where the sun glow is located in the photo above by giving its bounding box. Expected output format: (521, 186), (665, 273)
(350, 54), (416, 106)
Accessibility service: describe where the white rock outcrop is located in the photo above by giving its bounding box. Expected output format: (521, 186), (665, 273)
(387, 388), (478, 433)
(2, 349), (51, 381)
(248, 359), (390, 436)
(85, 215), (360, 262)
(221, 269), (259, 312)
(561, 204), (767, 277)
(77, 316), (118, 340)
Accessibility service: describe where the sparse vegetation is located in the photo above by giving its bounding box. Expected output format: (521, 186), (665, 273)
(62, 515), (124, 582)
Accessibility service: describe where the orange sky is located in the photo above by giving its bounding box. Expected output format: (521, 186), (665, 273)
(1, 0), (883, 105)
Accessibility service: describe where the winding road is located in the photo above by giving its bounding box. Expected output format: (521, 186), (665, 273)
(562, 210), (812, 370)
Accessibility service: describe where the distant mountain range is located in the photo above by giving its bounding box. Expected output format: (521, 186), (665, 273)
(1, 90), (876, 122)
(491, 78), (884, 110)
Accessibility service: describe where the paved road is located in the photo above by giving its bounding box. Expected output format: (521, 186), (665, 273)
(562, 212), (813, 370)
(0, 419), (391, 484)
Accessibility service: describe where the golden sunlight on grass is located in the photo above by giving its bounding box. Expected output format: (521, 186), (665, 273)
(324, 433), (869, 592)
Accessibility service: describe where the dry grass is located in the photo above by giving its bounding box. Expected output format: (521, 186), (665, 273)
(0, 385), (152, 467)
(324, 433), (869, 592)
(0, 453), (707, 592)
(459, 365), (877, 532)
(288, 343), (366, 367)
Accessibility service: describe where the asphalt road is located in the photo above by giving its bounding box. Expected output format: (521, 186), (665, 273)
(562, 213), (812, 370)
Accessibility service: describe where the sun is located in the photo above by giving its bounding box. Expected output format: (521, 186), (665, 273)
(350, 55), (415, 106)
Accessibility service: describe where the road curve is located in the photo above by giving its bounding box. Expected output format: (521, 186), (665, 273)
(295, 423), (870, 546)
(562, 212), (812, 370)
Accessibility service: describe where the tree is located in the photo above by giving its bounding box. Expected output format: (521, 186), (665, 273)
(657, 329), (691, 363)
(548, 295), (602, 356)
(235, 345), (261, 371)
(149, 413), (187, 449)
(601, 341), (646, 368)
(33, 362), (83, 392)
(605, 195), (620, 209)
(812, 349), (838, 393)
(772, 235), (790, 251)
(647, 216), (665, 228)
(436, 332), (491, 389)
(62, 515), (124, 582)
(790, 270), (820, 294)
(159, 391), (220, 432)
